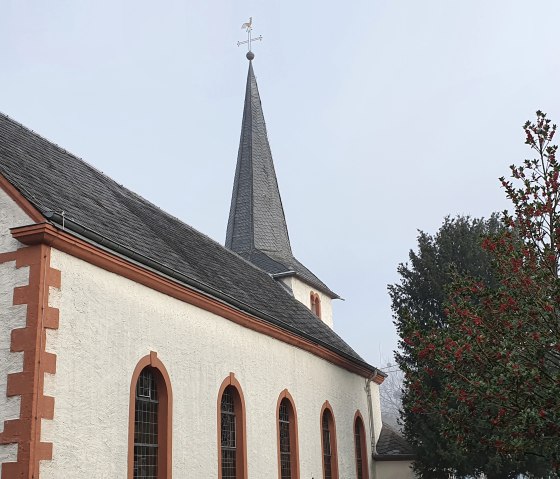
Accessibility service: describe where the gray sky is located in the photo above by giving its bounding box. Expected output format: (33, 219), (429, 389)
(2, 0), (560, 367)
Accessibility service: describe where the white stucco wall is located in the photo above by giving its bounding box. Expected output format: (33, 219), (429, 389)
(0, 187), (32, 252)
(41, 248), (382, 478)
(281, 276), (334, 329)
(375, 460), (415, 478)
(371, 381), (383, 446)
(0, 189), (33, 474)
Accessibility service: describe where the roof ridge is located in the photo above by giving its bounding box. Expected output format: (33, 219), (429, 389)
(0, 110), (167, 232)
(0, 111), (335, 300)
(0, 111), (186, 221)
(0, 111), (109, 177)
(0, 111), (242, 259)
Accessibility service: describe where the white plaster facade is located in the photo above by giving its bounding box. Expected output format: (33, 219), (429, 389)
(0, 190), (32, 475)
(281, 276), (334, 329)
(375, 460), (415, 479)
(0, 187), (32, 252)
(0, 185), (417, 479)
(38, 247), (382, 478)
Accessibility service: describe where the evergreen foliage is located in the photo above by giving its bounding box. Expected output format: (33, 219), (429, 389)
(391, 112), (560, 477)
(390, 215), (510, 478)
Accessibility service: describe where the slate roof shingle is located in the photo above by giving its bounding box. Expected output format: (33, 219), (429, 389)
(0, 111), (373, 371)
(376, 422), (415, 459)
(225, 61), (338, 298)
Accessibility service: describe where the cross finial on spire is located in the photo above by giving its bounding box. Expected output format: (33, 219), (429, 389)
(237, 17), (262, 60)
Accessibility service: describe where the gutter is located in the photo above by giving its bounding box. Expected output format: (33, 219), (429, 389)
(365, 373), (378, 456)
(271, 270), (297, 279)
(42, 211), (381, 375)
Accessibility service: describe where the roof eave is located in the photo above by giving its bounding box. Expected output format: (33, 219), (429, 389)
(11, 215), (382, 380)
(271, 270), (340, 299)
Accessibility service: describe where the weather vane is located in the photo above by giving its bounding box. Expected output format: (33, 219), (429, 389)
(237, 17), (262, 60)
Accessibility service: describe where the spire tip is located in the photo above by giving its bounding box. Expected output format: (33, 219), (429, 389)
(246, 51), (255, 61)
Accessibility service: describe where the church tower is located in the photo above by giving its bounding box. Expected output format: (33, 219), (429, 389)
(225, 50), (339, 328)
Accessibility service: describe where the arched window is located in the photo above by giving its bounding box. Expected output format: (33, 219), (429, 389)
(310, 292), (321, 319)
(128, 352), (172, 479)
(320, 402), (338, 479)
(354, 412), (369, 479)
(277, 390), (300, 479)
(134, 368), (158, 478)
(218, 373), (247, 479)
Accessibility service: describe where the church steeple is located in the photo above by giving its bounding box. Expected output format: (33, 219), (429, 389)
(226, 54), (339, 318)
(225, 59), (292, 258)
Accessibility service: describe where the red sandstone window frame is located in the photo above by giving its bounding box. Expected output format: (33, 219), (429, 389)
(353, 411), (369, 479)
(128, 351), (173, 479)
(320, 401), (339, 479)
(217, 373), (248, 479)
(310, 292), (322, 319)
(276, 389), (300, 479)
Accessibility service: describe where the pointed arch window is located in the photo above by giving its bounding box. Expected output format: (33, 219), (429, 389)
(277, 390), (300, 479)
(354, 412), (369, 479)
(218, 374), (247, 479)
(134, 369), (159, 478)
(310, 292), (321, 319)
(320, 402), (338, 479)
(128, 352), (172, 479)
(221, 388), (237, 477)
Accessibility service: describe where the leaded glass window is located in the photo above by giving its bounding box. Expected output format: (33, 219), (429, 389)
(134, 368), (159, 479)
(221, 387), (237, 479)
(354, 420), (364, 479)
(322, 413), (332, 479)
(279, 400), (292, 479)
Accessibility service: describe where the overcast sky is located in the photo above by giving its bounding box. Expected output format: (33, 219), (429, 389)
(2, 0), (560, 368)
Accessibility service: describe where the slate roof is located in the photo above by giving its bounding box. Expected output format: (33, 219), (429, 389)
(375, 422), (415, 459)
(0, 111), (371, 370)
(225, 61), (338, 298)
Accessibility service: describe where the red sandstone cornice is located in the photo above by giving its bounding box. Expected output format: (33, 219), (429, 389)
(11, 223), (384, 383)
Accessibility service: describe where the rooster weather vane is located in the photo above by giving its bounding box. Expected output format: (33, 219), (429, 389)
(237, 17), (262, 60)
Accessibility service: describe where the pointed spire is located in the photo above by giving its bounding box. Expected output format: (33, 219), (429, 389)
(225, 60), (339, 299)
(226, 61), (292, 257)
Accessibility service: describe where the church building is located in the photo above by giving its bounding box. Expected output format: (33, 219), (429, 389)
(0, 49), (413, 478)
